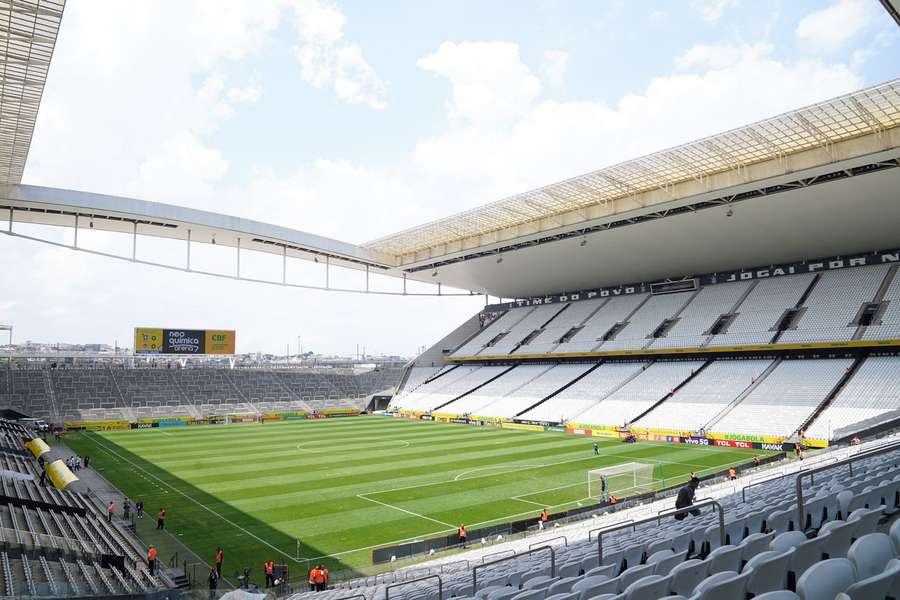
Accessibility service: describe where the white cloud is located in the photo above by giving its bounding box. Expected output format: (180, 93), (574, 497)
(417, 41), (542, 126)
(676, 42), (774, 70)
(694, 0), (739, 23)
(540, 49), (569, 88)
(290, 0), (388, 109)
(796, 0), (874, 52)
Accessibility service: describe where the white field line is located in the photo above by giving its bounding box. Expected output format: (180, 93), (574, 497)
(356, 494), (455, 528)
(454, 465), (541, 481)
(83, 433), (302, 564)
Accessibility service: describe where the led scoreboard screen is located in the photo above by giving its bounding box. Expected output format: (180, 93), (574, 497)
(134, 328), (235, 355)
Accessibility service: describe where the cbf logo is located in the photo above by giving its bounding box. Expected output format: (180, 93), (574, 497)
(212, 334), (226, 342)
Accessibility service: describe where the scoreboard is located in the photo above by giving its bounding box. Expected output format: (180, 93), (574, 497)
(134, 328), (235, 355)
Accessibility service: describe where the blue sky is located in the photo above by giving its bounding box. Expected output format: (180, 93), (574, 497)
(1, 0), (897, 355)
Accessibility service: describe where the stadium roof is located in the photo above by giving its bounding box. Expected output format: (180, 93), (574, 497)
(0, 0), (64, 184)
(364, 80), (900, 263)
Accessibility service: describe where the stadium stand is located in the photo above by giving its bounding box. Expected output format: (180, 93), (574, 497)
(599, 293), (694, 351)
(438, 365), (555, 418)
(574, 361), (704, 427)
(805, 356), (900, 440)
(518, 299), (606, 354)
(0, 365), (402, 423)
(555, 295), (649, 354)
(635, 359), (774, 431)
(863, 267), (900, 340)
(648, 280), (752, 349)
(711, 358), (854, 437)
(293, 436), (900, 600)
(0, 420), (171, 597)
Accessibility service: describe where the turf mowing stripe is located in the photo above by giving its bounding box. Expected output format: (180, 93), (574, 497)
(355, 494), (456, 528)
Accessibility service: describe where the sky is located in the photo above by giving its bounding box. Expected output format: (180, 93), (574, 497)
(0, 0), (897, 356)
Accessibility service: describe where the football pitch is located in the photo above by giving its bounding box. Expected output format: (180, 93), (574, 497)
(63, 416), (762, 582)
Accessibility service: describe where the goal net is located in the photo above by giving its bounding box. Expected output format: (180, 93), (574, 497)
(588, 462), (657, 501)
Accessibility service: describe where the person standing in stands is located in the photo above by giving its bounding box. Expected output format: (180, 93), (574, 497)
(39, 468), (48, 487)
(539, 508), (549, 530)
(318, 564), (328, 591)
(148, 545), (157, 576)
(674, 477), (701, 521)
(308, 566), (318, 591)
(107, 500), (115, 523)
(264, 559), (275, 588)
(136, 501), (144, 519)
(457, 524), (467, 548)
(123, 498), (131, 520)
(728, 467), (737, 481)
(208, 569), (218, 593)
(215, 547), (224, 578)
(156, 507), (166, 530)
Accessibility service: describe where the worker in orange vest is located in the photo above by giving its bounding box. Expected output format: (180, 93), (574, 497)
(313, 563), (327, 591)
(264, 559), (275, 588)
(457, 524), (467, 548)
(148, 545), (157, 576)
(539, 508), (549, 530)
(308, 566), (318, 591)
(107, 501), (116, 523)
(214, 547), (223, 578)
(156, 508), (166, 530)
(728, 467), (737, 480)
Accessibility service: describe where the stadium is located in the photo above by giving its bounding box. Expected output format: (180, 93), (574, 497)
(1, 1), (900, 599)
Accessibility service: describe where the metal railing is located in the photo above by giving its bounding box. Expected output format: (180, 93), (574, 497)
(597, 500), (725, 563)
(795, 440), (900, 526)
(529, 535), (566, 549)
(386, 574), (442, 600)
(481, 549), (515, 564)
(473, 545), (555, 595)
(589, 520), (633, 541)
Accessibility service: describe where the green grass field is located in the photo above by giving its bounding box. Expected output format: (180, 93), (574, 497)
(63, 416), (762, 586)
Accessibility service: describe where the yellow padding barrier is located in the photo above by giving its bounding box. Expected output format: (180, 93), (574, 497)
(46, 459), (79, 490)
(25, 438), (51, 459)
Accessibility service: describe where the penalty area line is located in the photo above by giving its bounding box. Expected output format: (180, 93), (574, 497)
(356, 494), (455, 528)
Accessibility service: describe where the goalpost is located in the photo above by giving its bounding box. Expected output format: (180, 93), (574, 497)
(588, 462), (657, 501)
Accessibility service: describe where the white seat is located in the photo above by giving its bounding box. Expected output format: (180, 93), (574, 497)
(743, 550), (793, 596)
(615, 564), (653, 592)
(546, 577), (580, 596)
(847, 533), (896, 580)
(571, 575), (612, 600)
(770, 531), (807, 553)
(739, 532), (774, 562)
(789, 533), (831, 581)
(510, 590), (545, 600)
(752, 592), (800, 600)
(767, 509), (795, 534)
(690, 570), (750, 600)
(487, 589), (519, 600)
(837, 559), (900, 600)
(818, 519), (858, 559)
(558, 564), (581, 579)
(621, 574), (671, 600)
(649, 550), (687, 576)
(668, 559), (708, 597)
(584, 565), (616, 579)
(889, 519), (900, 555)
(796, 558), (855, 600)
(848, 507), (883, 540)
(705, 544), (742, 573)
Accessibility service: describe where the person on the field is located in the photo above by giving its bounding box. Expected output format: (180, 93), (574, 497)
(458, 524), (467, 548)
(107, 501), (115, 523)
(674, 477), (701, 521)
(214, 547), (223, 578)
(157, 507), (166, 530)
(136, 500), (144, 519)
(539, 508), (549, 530)
(148, 545), (157, 576)
(592, 443), (599, 455)
(264, 559), (275, 587)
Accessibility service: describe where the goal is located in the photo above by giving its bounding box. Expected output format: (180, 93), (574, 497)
(588, 462), (657, 501)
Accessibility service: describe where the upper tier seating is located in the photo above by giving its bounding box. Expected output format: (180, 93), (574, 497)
(555, 295), (649, 354)
(780, 265), (890, 343)
(712, 358), (852, 437)
(598, 293), (694, 351)
(452, 307), (535, 357)
(480, 305), (566, 356)
(574, 361), (703, 427)
(806, 356), (900, 440)
(636, 359), (773, 431)
(864, 269), (900, 340)
(398, 366), (507, 413)
(515, 299), (606, 354)
(395, 367), (443, 399)
(705, 274), (815, 346)
(650, 281), (752, 349)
